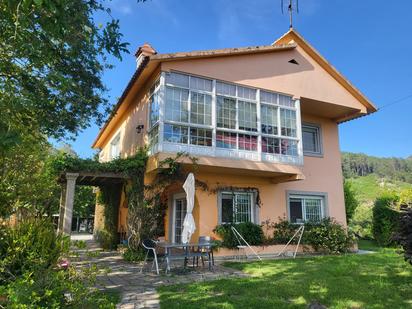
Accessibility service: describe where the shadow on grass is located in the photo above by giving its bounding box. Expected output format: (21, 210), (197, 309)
(159, 251), (412, 309)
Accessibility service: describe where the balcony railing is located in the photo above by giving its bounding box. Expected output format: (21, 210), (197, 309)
(147, 71), (303, 166)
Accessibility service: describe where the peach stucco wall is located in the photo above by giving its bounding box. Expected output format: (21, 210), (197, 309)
(161, 46), (366, 113)
(95, 47), (352, 240)
(162, 113), (346, 242)
(99, 69), (160, 162)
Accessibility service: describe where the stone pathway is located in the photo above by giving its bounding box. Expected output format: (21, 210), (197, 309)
(71, 235), (248, 309)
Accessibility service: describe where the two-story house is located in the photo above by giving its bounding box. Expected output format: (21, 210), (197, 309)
(92, 29), (376, 243)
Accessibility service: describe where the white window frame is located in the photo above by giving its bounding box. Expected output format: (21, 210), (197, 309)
(110, 132), (121, 160)
(286, 191), (328, 224)
(302, 123), (323, 157)
(148, 71), (304, 165)
(218, 191), (257, 224)
(172, 193), (187, 243)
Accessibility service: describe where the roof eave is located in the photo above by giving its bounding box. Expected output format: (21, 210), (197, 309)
(91, 43), (297, 149)
(91, 56), (151, 149)
(273, 29), (377, 114)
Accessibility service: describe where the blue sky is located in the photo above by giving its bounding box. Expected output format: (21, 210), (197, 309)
(66, 0), (412, 158)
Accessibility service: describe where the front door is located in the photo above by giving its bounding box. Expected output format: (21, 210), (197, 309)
(173, 194), (187, 243)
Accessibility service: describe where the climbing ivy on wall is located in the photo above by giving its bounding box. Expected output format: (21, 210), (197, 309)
(52, 149), (263, 250)
(52, 149), (201, 250)
(96, 183), (122, 249)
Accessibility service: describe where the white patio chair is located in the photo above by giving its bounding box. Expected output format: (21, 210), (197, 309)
(140, 239), (159, 275)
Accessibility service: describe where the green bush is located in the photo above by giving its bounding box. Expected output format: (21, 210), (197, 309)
(304, 218), (354, 254)
(0, 219), (69, 285)
(394, 207), (412, 265)
(272, 219), (300, 244)
(95, 229), (118, 251)
(122, 247), (146, 262)
(6, 268), (118, 308)
(344, 180), (359, 222)
(372, 192), (400, 246)
(271, 218), (353, 254)
(348, 203), (374, 239)
(214, 222), (264, 249)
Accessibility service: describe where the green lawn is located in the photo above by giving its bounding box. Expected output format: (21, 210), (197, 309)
(158, 249), (412, 308)
(357, 239), (381, 252)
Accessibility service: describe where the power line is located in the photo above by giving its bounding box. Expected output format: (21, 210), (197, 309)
(378, 93), (412, 111)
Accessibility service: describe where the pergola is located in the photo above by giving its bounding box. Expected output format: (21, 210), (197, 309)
(57, 171), (128, 235)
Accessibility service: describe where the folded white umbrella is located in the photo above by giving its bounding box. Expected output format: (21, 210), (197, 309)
(181, 173), (195, 244)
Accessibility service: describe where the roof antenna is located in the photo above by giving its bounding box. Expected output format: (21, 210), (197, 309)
(281, 0), (299, 29)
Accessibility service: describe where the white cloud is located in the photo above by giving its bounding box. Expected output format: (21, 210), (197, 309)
(108, 0), (134, 16)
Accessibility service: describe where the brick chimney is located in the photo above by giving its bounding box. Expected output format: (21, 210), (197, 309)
(134, 43), (157, 68)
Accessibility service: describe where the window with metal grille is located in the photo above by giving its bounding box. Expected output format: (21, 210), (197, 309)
(220, 192), (254, 224)
(288, 194), (325, 223)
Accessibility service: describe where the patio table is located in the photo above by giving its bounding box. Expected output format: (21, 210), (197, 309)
(157, 242), (213, 272)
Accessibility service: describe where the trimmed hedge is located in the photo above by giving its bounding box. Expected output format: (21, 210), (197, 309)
(372, 192), (400, 246)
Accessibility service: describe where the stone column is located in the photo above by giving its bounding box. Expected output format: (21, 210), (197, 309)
(62, 173), (79, 235)
(57, 184), (67, 234)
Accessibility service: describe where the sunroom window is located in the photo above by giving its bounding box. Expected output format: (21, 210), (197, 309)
(165, 87), (189, 123)
(261, 104), (278, 135)
(238, 134), (258, 151)
(164, 124), (188, 144)
(281, 139), (298, 156)
(150, 71), (302, 164)
(216, 131), (237, 149)
(190, 92), (212, 125)
(217, 96), (236, 129)
(280, 108), (297, 137)
(149, 83), (160, 128)
(262, 136), (280, 154)
(238, 101), (257, 132)
(190, 128), (212, 147)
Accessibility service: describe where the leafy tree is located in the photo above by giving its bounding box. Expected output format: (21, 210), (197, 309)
(344, 180), (359, 222)
(0, 139), (96, 219)
(0, 134), (59, 217)
(0, 0), (134, 143)
(342, 152), (412, 184)
(73, 186), (96, 218)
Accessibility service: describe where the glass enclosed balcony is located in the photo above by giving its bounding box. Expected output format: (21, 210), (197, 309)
(147, 71), (303, 166)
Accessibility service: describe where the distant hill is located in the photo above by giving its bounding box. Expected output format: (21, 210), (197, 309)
(342, 152), (412, 204)
(346, 174), (412, 205)
(342, 152), (412, 184)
